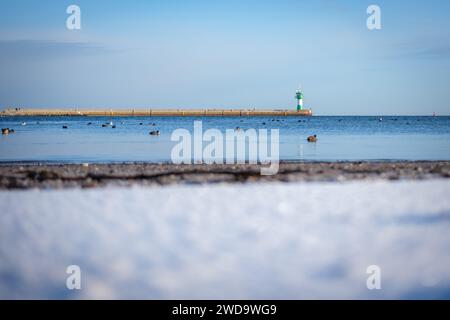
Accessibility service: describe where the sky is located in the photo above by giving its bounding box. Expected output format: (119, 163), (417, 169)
(0, 0), (450, 115)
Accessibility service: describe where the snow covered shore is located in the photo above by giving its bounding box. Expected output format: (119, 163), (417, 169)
(1, 180), (450, 299)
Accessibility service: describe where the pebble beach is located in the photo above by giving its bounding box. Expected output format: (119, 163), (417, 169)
(1, 161), (449, 189)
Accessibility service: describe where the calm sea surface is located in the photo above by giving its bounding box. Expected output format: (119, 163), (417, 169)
(1, 116), (449, 162)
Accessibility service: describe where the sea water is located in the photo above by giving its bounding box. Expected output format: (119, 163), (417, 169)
(0, 116), (449, 162)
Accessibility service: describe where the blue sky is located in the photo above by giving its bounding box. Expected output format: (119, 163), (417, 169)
(0, 0), (450, 115)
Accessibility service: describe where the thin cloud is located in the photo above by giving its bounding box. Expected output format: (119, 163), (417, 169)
(0, 39), (110, 60)
(386, 38), (450, 60)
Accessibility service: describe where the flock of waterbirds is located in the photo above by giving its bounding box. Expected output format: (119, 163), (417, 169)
(2, 119), (321, 141)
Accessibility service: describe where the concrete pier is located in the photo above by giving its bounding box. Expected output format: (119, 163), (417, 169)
(1, 108), (312, 117)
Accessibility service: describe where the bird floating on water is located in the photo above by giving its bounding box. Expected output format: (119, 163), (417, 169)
(307, 135), (317, 142)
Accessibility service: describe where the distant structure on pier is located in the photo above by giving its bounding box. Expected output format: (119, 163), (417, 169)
(296, 88), (304, 112)
(1, 90), (313, 117)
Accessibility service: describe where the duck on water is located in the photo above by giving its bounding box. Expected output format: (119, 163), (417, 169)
(307, 135), (317, 142)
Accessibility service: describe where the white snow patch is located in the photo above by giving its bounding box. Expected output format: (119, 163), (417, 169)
(1, 180), (450, 299)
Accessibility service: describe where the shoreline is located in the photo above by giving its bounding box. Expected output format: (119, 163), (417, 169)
(1, 161), (449, 189)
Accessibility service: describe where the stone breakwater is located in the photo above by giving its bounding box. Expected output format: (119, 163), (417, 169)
(1, 108), (313, 117)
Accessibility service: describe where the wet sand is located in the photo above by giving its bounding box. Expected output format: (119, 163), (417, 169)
(0, 161), (449, 189)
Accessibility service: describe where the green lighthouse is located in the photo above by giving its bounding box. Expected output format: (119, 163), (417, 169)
(296, 89), (304, 111)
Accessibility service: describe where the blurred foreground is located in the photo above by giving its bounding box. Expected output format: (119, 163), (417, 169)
(1, 179), (450, 299)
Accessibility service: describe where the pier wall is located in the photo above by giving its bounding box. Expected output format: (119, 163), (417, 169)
(1, 108), (313, 117)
